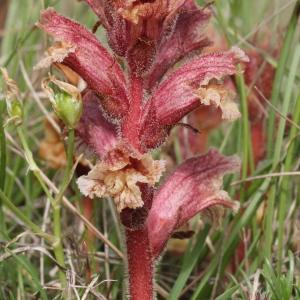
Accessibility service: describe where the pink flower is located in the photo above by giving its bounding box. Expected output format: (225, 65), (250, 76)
(38, 2), (245, 298)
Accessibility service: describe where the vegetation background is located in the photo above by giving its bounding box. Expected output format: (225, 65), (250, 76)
(0, 0), (300, 299)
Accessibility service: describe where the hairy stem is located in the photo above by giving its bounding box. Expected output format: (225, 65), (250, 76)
(125, 228), (154, 300)
(83, 196), (96, 278)
(122, 75), (143, 151)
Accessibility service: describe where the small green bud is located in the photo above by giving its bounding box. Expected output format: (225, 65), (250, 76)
(0, 67), (23, 126)
(42, 76), (82, 129)
(53, 89), (82, 128)
(7, 99), (23, 126)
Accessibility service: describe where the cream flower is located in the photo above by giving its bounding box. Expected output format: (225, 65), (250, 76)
(196, 83), (241, 121)
(35, 41), (76, 70)
(77, 148), (165, 212)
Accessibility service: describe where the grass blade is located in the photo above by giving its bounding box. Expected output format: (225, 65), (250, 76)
(168, 225), (210, 300)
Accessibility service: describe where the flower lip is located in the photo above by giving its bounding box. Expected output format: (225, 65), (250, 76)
(117, 0), (169, 24)
(77, 145), (166, 212)
(34, 41), (76, 71)
(196, 82), (241, 121)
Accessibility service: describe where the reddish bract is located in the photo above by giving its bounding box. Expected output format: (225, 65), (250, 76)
(147, 149), (240, 257)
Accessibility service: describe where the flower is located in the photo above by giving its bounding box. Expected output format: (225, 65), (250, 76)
(38, 0), (244, 247)
(178, 32), (275, 162)
(196, 82), (241, 121)
(147, 149), (240, 257)
(77, 145), (165, 212)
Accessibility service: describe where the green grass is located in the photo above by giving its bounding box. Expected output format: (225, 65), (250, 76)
(1, 0), (300, 299)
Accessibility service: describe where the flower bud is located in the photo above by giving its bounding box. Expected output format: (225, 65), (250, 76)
(7, 99), (23, 125)
(42, 76), (82, 128)
(0, 68), (23, 126)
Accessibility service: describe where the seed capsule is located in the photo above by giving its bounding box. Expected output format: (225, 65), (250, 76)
(42, 75), (82, 129)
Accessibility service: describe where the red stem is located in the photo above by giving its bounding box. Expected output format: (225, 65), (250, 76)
(122, 75), (143, 152)
(82, 196), (96, 279)
(83, 197), (95, 246)
(125, 228), (154, 300)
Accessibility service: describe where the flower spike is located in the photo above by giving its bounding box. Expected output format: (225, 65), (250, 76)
(37, 1), (246, 299)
